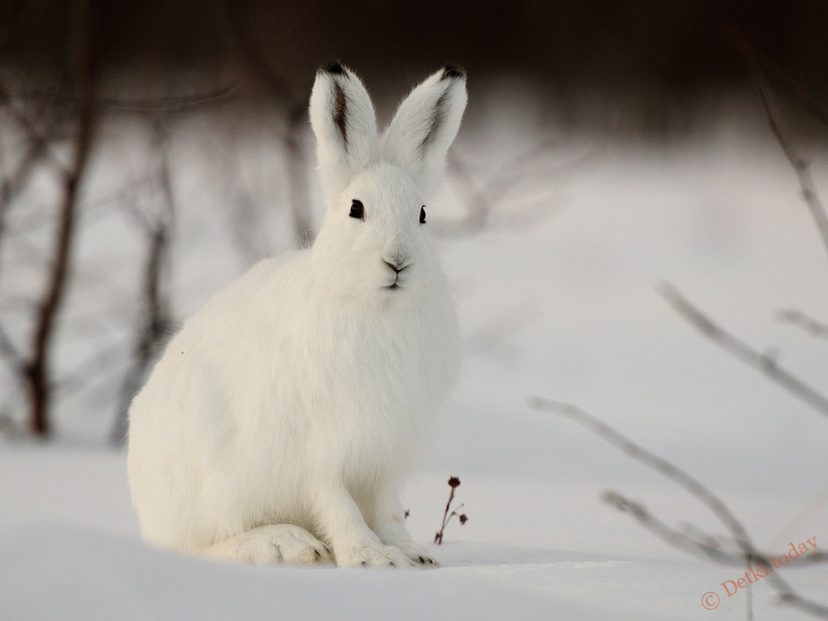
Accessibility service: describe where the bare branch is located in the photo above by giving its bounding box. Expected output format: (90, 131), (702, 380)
(23, 0), (95, 436)
(528, 397), (754, 549)
(601, 491), (747, 564)
(0, 116), (50, 211)
(0, 78), (69, 177)
(529, 397), (828, 618)
(728, 32), (828, 135)
(736, 41), (828, 266)
(435, 144), (589, 238)
(0, 77), (68, 276)
(0, 324), (22, 368)
(776, 308), (828, 341)
(603, 492), (824, 618)
(601, 491), (827, 567)
(658, 283), (828, 420)
(10, 172), (157, 236)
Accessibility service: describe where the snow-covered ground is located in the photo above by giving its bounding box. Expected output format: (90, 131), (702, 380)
(2, 109), (828, 619)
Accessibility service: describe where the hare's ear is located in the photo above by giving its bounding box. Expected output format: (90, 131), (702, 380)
(310, 61), (378, 196)
(382, 65), (467, 194)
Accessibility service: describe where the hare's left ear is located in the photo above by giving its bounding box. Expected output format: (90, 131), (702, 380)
(310, 61), (378, 197)
(382, 65), (467, 194)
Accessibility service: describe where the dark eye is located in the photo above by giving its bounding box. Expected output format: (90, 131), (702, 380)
(349, 199), (365, 220)
(419, 205), (426, 224)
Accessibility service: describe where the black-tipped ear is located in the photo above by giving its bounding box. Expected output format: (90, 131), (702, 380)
(315, 61), (350, 146)
(441, 64), (465, 80)
(319, 60), (347, 76)
(381, 66), (468, 195)
(309, 62), (378, 196)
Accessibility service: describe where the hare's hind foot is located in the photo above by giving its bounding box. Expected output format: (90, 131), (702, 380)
(201, 524), (333, 565)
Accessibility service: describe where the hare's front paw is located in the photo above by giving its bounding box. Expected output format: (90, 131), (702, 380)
(337, 541), (417, 568)
(395, 541), (439, 567)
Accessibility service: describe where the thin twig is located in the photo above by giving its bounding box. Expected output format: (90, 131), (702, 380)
(601, 491), (827, 566)
(0, 78), (68, 176)
(658, 283), (828, 420)
(737, 41), (828, 266)
(0, 324), (22, 369)
(776, 309), (828, 341)
(529, 398), (754, 548)
(529, 397), (828, 618)
(436, 145), (590, 238)
(23, 0), (95, 436)
(728, 32), (828, 135)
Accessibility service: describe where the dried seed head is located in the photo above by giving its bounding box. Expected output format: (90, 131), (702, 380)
(448, 476), (461, 488)
(459, 514), (468, 525)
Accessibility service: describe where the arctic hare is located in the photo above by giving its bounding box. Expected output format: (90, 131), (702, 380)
(127, 62), (467, 567)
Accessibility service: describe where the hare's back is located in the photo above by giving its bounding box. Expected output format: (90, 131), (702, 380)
(128, 250), (309, 430)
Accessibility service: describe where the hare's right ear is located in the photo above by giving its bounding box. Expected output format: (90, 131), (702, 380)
(310, 61), (378, 197)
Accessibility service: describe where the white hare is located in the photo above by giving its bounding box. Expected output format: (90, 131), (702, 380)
(127, 62), (467, 567)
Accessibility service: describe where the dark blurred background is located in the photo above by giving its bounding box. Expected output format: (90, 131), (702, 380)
(2, 0), (828, 442)
(3, 0), (828, 134)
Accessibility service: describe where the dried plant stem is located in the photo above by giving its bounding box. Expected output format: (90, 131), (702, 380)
(434, 486), (456, 545)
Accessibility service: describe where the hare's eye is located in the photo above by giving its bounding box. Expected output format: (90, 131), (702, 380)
(419, 205), (427, 224)
(349, 199), (365, 220)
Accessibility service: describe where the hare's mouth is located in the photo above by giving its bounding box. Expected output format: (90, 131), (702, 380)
(382, 258), (410, 291)
(384, 274), (404, 290)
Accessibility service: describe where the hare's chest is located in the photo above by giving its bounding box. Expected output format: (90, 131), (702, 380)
(329, 324), (427, 417)
(306, 307), (455, 445)
(276, 300), (459, 465)
(333, 309), (455, 406)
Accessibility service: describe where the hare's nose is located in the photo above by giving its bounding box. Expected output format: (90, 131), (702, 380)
(382, 257), (412, 273)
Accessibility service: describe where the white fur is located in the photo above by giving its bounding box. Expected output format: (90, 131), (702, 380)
(127, 63), (467, 568)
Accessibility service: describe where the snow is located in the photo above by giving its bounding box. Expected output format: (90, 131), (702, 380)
(3, 445), (827, 620)
(2, 114), (828, 619)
